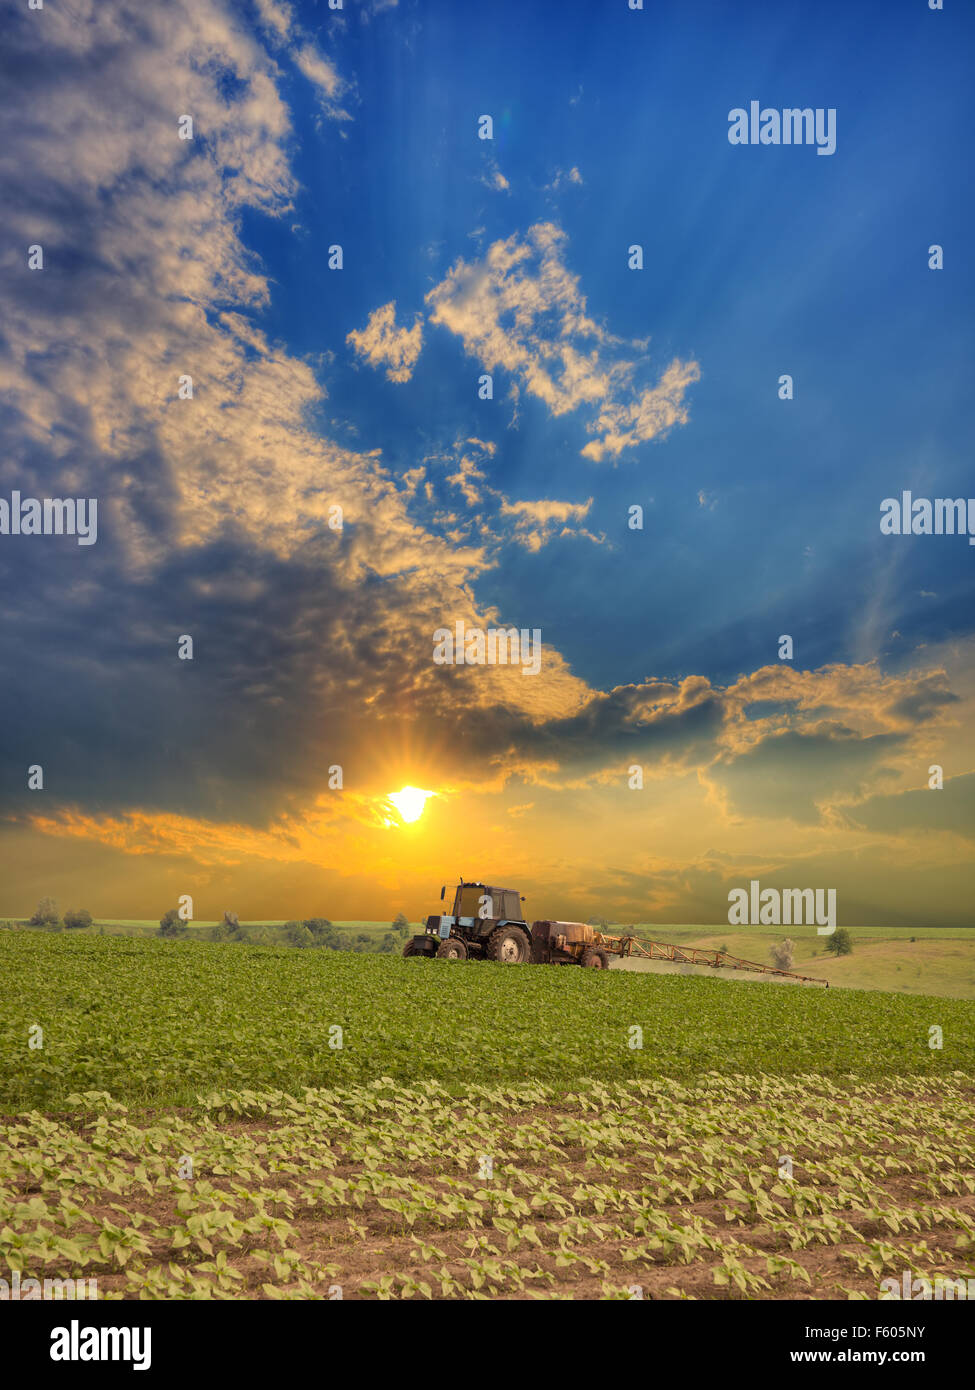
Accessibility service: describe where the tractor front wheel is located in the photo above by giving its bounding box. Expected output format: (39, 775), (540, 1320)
(485, 925), (531, 964)
(403, 938), (434, 958)
(580, 946), (610, 969)
(436, 937), (468, 960)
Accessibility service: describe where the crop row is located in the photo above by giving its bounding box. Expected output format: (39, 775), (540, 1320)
(1, 1074), (972, 1299)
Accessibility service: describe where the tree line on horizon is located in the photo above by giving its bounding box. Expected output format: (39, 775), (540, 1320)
(6, 902), (854, 958)
(1, 900), (417, 953)
(157, 908), (412, 952)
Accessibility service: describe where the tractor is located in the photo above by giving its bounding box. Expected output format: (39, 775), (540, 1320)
(402, 880), (533, 962)
(402, 881), (611, 967)
(402, 879), (829, 983)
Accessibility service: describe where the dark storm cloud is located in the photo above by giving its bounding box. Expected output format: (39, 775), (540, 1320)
(483, 679), (727, 772)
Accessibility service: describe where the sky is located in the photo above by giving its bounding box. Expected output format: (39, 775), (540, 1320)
(0, 0), (973, 927)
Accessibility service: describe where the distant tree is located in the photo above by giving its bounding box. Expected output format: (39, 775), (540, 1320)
(211, 910), (244, 942)
(158, 908), (187, 938)
(63, 908), (93, 931)
(391, 912), (410, 935)
(587, 917), (609, 929)
(379, 932), (398, 953)
(29, 897), (61, 929)
(303, 918), (335, 946)
(769, 938), (795, 971)
(285, 921), (313, 948)
(824, 928), (853, 957)
(283, 919), (349, 951)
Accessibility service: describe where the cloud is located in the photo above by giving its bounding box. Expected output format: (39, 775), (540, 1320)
(254, 0), (292, 42)
(844, 772), (975, 841)
(425, 223), (699, 460)
(445, 451), (486, 506)
(545, 166), (584, 191)
(0, 0), (590, 836)
(254, 0), (352, 120)
(500, 498), (591, 525)
(722, 662), (961, 737)
(499, 496), (602, 551)
(26, 784), (413, 870)
(706, 724), (908, 825)
(294, 47), (345, 103)
(480, 158), (511, 193)
(346, 301), (424, 383)
(452, 659), (964, 814)
(431, 440), (605, 552)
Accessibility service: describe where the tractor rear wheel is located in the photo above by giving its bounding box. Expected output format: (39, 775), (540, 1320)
(580, 946), (610, 969)
(436, 937), (468, 959)
(485, 925), (531, 964)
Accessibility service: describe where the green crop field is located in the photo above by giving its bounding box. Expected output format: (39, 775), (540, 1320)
(0, 933), (972, 1300)
(1, 933), (973, 1111)
(5, 917), (971, 997)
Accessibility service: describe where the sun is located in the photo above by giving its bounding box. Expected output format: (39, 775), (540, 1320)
(386, 786), (434, 824)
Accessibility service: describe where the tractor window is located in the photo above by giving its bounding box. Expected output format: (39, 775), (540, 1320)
(501, 891), (522, 920)
(456, 884), (484, 917)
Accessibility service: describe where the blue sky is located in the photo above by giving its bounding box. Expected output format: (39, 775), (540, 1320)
(247, 0), (975, 689)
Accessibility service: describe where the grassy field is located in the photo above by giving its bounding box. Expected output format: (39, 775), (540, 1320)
(1, 933), (972, 1300)
(633, 927), (975, 1000)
